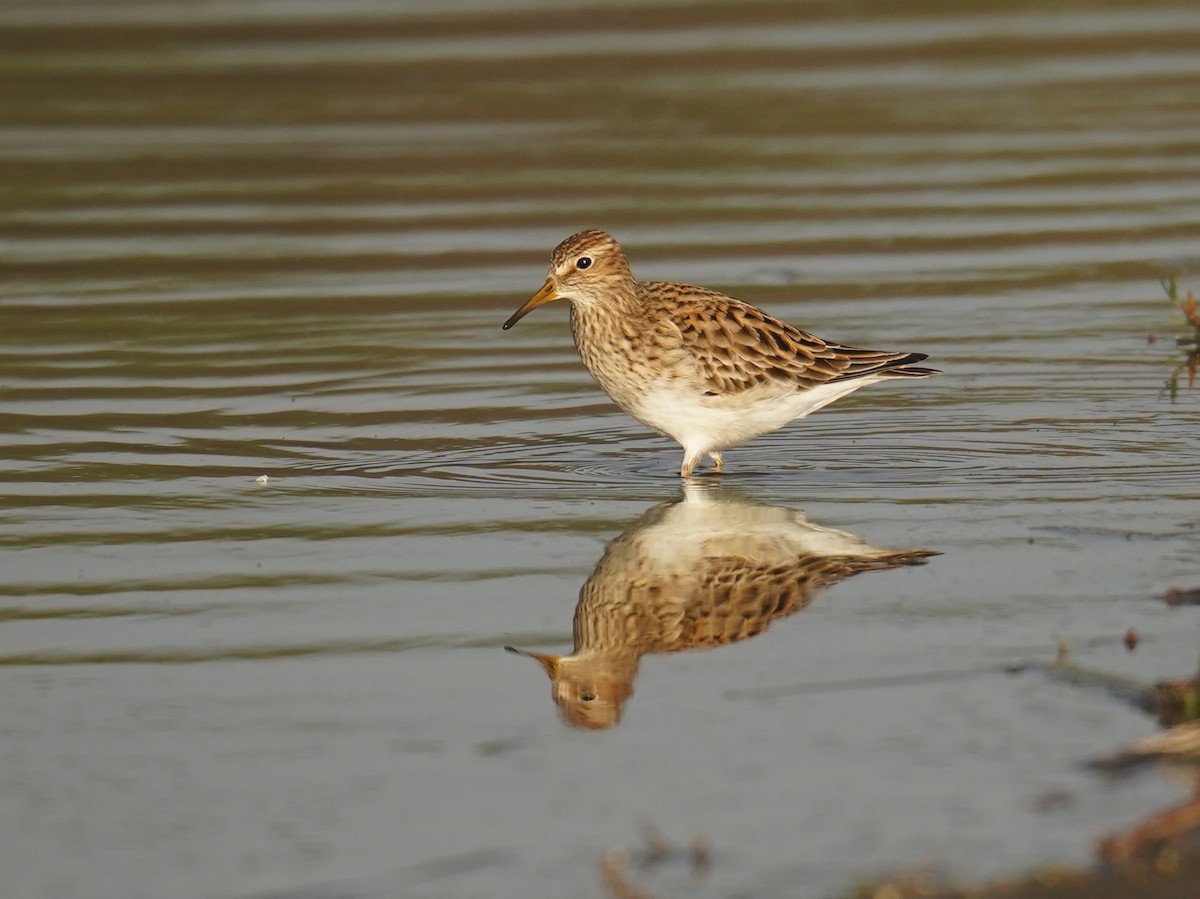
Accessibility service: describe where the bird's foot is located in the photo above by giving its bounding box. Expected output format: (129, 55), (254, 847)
(681, 451), (725, 477)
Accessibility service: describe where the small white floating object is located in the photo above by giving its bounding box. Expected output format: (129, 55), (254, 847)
(255, 475), (270, 484)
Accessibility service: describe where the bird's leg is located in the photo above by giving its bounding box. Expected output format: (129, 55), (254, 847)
(680, 451), (703, 478)
(709, 451), (724, 472)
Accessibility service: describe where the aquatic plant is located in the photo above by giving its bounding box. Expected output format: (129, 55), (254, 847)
(1159, 277), (1200, 396)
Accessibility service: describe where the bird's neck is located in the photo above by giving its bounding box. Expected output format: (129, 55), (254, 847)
(569, 282), (645, 342)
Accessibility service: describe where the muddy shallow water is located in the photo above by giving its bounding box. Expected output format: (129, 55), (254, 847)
(2, 1), (1199, 897)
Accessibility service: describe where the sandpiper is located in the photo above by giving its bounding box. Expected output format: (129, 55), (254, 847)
(503, 230), (937, 476)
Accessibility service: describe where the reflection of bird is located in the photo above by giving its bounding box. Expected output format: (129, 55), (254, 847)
(503, 230), (937, 476)
(508, 485), (938, 729)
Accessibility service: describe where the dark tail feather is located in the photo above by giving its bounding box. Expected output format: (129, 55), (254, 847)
(833, 350), (940, 382)
(884, 365), (940, 379)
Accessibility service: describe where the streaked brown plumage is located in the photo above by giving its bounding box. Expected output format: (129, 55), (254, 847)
(503, 230), (938, 476)
(507, 485), (938, 729)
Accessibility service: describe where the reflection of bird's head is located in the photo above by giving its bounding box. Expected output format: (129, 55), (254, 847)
(506, 646), (636, 730)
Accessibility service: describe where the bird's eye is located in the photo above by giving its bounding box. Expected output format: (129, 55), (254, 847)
(580, 692), (596, 703)
(576, 256), (592, 270)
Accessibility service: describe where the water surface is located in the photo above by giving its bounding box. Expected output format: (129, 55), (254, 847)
(2, 1), (1199, 897)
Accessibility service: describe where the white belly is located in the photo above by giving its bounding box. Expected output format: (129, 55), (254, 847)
(629, 379), (878, 456)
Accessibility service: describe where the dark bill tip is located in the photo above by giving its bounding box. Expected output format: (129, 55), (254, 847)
(502, 307), (531, 330)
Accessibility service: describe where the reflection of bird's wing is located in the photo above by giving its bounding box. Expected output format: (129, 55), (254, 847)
(664, 550), (937, 651)
(642, 281), (935, 398)
(577, 490), (939, 655)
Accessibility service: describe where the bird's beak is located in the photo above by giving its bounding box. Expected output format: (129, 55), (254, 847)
(504, 645), (560, 677)
(502, 278), (559, 330)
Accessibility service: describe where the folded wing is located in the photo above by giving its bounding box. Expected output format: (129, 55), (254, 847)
(650, 283), (937, 397)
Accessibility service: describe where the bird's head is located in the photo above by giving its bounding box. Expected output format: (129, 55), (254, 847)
(502, 230), (634, 329)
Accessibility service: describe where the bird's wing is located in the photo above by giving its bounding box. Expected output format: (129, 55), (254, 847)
(644, 282), (927, 397)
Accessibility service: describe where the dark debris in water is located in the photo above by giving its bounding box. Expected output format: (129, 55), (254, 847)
(1092, 722), (1200, 774)
(847, 843), (1200, 899)
(1034, 634), (1200, 728)
(887, 633), (1200, 899)
(1141, 680), (1200, 728)
(1164, 585), (1200, 607)
(854, 737), (1200, 898)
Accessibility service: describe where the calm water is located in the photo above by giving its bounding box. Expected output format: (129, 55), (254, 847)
(2, 1), (1199, 897)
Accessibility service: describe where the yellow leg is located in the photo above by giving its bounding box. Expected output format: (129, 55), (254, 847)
(680, 452), (702, 477)
(709, 452), (724, 471)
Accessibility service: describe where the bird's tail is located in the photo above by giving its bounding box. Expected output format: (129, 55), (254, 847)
(832, 350), (940, 382)
(883, 364), (940, 379)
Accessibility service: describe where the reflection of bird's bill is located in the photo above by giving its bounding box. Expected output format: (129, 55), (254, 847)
(504, 644), (558, 677)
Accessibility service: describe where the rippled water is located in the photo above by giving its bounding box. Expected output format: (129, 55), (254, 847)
(3, 1), (1199, 897)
